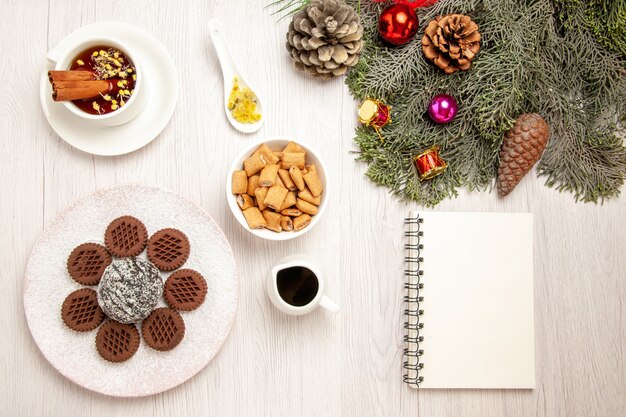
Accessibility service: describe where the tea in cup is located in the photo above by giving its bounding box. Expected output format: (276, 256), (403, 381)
(47, 35), (148, 126)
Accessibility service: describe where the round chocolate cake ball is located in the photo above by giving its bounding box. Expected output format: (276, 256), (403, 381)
(97, 258), (163, 324)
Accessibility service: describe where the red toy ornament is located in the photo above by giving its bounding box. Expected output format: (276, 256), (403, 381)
(378, 4), (419, 46)
(414, 146), (448, 180)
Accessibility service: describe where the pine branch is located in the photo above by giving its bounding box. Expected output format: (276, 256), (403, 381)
(346, 0), (626, 206)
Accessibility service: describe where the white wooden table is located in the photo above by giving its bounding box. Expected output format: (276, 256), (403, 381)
(1, 1), (625, 416)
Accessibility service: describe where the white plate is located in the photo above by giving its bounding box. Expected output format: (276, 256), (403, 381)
(40, 22), (178, 156)
(24, 185), (238, 397)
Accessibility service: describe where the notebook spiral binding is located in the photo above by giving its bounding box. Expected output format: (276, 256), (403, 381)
(403, 215), (424, 387)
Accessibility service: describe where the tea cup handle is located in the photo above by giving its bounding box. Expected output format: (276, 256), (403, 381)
(46, 48), (61, 65)
(319, 295), (339, 314)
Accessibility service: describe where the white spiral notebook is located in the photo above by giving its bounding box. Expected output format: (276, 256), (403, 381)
(403, 211), (535, 389)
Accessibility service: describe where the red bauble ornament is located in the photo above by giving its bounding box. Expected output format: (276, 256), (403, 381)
(393, 0), (439, 7)
(378, 4), (419, 46)
(372, 0), (438, 5)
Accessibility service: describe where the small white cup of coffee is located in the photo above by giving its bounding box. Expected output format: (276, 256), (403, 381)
(267, 254), (339, 316)
(47, 35), (148, 127)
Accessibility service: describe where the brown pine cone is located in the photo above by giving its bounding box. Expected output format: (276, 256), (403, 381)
(497, 113), (550, 197)
(286, 0), (363, 79)
(422, 14), (481, 74)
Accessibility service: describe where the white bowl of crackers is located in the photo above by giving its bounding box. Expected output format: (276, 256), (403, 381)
(227, 139), (328, 241)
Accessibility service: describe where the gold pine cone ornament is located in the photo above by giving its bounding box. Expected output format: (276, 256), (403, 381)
(286, 0), (364, 79)
(497, 113), (550, 197)
(422, 14), (481, 74)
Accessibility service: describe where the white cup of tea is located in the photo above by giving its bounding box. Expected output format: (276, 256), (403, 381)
(267, 255), (339, 316)
(47, 35), (148, 127)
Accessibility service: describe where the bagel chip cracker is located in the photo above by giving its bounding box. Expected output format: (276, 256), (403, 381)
(254, 187), (269, 210)
(296, 198), (319, 216)
(279, 191), (297, 211)
(237, 194), (255, 210)
(288, 166), (305, 191)
(281, 208), (302, 217)
(262, 210), (282, 232)
(275, 173), (285, 188)
(244, 151), (266, 176)
(278, 169), (297, 191)
(282, 141), (304, 154)
(280, 216), (293, 231)
(257, 143), (280, 164)
(281, 152), (306, 170)
(247, 175), (259, 196)
(298, 188), (321, 206)
(259, 164), (279, 187)
(293, 214), (312, 231)
(264, 185), (289, 211)
(303, 170), (323, 197)
(232, 171), (248, 194)
(242, 207), (266, 229)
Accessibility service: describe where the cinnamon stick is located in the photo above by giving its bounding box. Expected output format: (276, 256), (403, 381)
(48, 70), (95, 83)
(52, 79), (119, 101)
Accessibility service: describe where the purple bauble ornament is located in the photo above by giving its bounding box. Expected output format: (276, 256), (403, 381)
(428, 94), (458, 124)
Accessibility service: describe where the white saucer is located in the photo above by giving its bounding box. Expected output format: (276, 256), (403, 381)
(40, 22), (178, 156)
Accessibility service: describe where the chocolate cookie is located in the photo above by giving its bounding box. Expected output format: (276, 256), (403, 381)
(66, 243), (112, 285)
(147, 228), (190, 271)
(61, 288), (105, 332)
(141, 307), (186, 351)
(104, 216), (148, 257)
(97, 258), (163, 324)
(95, 320), (140, 363)
(164, 269), (208, 311)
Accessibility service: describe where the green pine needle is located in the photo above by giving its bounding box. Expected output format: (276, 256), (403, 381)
(266, 0), (310, 18)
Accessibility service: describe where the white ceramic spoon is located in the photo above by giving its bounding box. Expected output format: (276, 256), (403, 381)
(208, 18), (264, 134)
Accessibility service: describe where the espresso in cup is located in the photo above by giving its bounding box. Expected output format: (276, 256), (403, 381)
(267, 254), (338, 315)
(276, 266), (319, 307)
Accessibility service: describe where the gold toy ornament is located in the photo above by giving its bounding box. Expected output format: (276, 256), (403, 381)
(357, 98), (392, 142)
